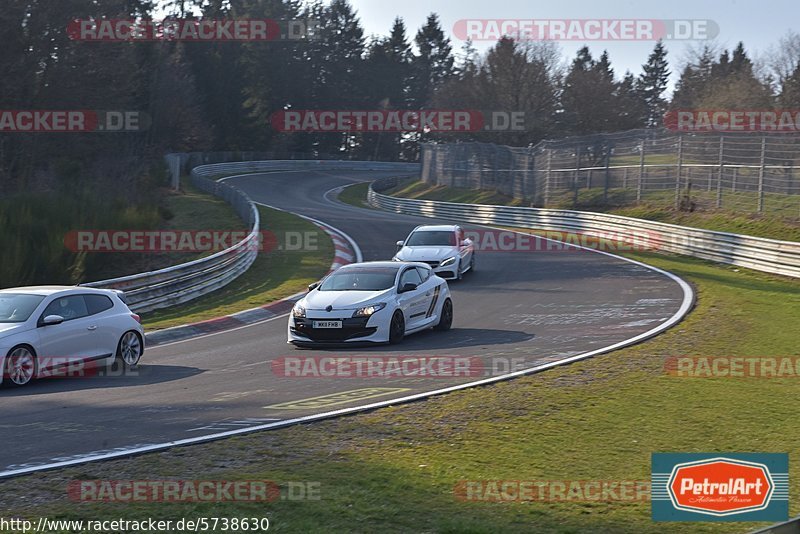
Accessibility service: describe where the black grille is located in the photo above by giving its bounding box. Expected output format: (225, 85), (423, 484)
(423, 261), (439, 268)
(291, 317), (376, 341)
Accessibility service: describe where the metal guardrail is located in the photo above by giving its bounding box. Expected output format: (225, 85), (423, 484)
(84, 160), (419, 313)
(368, 176), (800, 279)
(751, 517), (800, 534)
(82, 173), (260, 313)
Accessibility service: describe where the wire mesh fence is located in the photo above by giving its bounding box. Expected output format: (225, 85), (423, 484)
(420, 129), (800, 216)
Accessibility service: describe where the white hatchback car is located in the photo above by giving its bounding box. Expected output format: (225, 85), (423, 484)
(393, 224), (475, 280)
(0, 286), (144, 387)
(288, 261), (453, 345)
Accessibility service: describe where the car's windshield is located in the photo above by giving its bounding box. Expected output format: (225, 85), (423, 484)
(318, 267), (398, 291)
(0, 293), (45, 323)
(406, 231), (455, 246)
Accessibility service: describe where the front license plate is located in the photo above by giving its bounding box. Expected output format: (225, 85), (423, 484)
(313, 320), (342, 329)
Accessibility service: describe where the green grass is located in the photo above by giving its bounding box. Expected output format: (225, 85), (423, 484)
(367, 179), (800, 241)
(1, 252), (798, 533)
(336, 182), (371, 208)
(141, 206), (334, 330)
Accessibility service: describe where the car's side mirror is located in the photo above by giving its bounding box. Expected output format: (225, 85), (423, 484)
(308, 282), (320, 292)
(41, 314), (64, 326)
(399, 282), (417, 293)
(396, 240), (404, 249)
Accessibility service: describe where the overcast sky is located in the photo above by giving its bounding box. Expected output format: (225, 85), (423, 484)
(348, 0), (799, 90)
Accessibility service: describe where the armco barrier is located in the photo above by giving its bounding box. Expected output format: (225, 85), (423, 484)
(84, 160), (419, 313)
(368, 176), (800, 279)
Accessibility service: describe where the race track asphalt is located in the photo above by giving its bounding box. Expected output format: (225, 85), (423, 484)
(0, 170), (689, 475)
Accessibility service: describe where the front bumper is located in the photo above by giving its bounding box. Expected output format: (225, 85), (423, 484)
(287, 311), (390, 344)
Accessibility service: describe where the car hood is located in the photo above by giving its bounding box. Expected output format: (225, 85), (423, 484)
(396, 246), (456, 261)
(302, 289), (392, 310)
(0, 323), (28, 338)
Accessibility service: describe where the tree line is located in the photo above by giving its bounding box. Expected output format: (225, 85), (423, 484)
(2, 0), (800, 196)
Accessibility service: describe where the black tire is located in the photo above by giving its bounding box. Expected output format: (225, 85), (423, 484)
(456, 259), (464, 281)
(434, 298), (453, 331)
(116, 331), (143, 367)
(469, 253), (475, 273)
(389, 310), (405, 344)
(4, 345), (37, 387)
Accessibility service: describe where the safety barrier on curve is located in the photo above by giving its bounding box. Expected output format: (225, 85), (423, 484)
(84, 160), (420, 313)
(368, 176), (800, 279)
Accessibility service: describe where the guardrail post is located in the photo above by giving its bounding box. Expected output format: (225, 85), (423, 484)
(758, 136), (766, 213)
(674, 135), (683, 209)
(637, 141), (645, 203)
(716, 136), (724, 208)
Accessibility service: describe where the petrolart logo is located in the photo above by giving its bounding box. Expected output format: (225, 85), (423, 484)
(652, 453), (788, 522)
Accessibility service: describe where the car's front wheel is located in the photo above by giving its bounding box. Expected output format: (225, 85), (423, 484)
(389, 310), (405, 344)
(434, 298), (453, 331)
(5, 345), (37, 387)
(116, 331), (143, 367)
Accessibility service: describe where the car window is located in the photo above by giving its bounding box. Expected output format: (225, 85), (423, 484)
(416, 266), (431, 282)
(84, 294), (114, 315)
(41, 295), (89, 322)
(0, 294), (45, 323)
(319, 267), (399, 291)
(400, 267), (423, 287)
(405, 231), (456, 246)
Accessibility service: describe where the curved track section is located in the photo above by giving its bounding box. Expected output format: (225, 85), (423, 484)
(0, 170), (692, 477)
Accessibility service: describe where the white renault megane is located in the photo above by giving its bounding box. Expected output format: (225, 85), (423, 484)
(288, 261), (453, 345)
(0, 286), (144, 387)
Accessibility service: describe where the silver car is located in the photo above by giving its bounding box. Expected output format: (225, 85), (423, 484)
(0, 286), (144, 387)
(393, 224), (475, 280)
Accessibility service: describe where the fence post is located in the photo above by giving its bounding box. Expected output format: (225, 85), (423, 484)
(573, 145), (581, 207)
(674, 135), (683, 209)
(716, 137), (724, 208)
(603, 144), (611, 203)
(637, 141), (645, 203)
(544, 148), (552, 206)
(732, 167), (737, 192)
(758, 136), (766, 213)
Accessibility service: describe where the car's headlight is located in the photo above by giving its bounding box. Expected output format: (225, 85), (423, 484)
(352, 302), (386, 318)
(292, 303), (306, 318)
(439, 256), (456, 267)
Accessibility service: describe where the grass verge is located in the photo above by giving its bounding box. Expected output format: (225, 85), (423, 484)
(141, 205), (333, 330)
(355, 178), (800, 241)
(1, 247), (798, 533)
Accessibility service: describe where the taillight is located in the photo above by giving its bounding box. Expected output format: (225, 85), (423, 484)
(130, 313), (141, 324)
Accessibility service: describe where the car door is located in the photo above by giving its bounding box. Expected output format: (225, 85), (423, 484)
(415, 266), (441, 326)
(36, 295), (100, 370)
(83, 294), (119, 359)
(396, 266), (428, 329)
